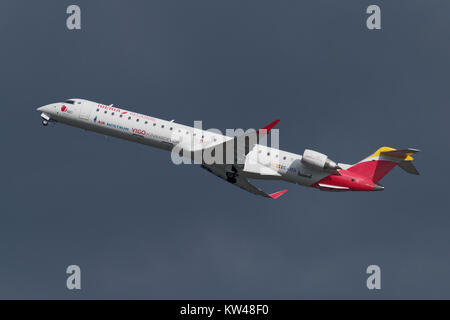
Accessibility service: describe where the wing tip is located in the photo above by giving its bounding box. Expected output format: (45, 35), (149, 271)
(269, 189), (288, 199)
(259, 119), (280, 134)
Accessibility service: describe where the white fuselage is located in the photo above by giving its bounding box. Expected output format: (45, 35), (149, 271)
(37, 99), (333, 188)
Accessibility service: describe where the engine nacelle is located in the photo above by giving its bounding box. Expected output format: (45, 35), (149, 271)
(302, 149), (340, 171)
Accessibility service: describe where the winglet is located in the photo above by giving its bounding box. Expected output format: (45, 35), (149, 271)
(258, 119), (280, 134)
(268, 189), (288, 199)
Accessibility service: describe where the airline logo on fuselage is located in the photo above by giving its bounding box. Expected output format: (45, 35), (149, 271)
(97, 104), (155, 122)
(61, 105), (73, 114)
(98, 104), (121, 113)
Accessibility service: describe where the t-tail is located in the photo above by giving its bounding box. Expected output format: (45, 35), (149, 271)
(347, 147), (420, 184)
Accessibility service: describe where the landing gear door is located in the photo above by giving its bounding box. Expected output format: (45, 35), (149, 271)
(79, 101), (91, 120)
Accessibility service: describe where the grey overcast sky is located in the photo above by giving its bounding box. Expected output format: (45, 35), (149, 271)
(0, 0), (449, 299)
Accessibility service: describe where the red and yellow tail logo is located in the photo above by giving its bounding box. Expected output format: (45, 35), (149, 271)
(347, 147), (420, 183)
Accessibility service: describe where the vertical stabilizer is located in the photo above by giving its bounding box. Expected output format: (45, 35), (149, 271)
(347, 147), (420, 183)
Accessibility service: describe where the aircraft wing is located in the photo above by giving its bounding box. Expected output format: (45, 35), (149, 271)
(201, 164), (287, 199)
(197, 119), (280, 165)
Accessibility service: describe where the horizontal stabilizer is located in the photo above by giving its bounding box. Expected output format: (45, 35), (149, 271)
(379, 148), (420, 161)
(398, 160), (420, 175)
(381, 148), (420, 175)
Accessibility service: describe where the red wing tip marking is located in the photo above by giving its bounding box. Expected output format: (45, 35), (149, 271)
(258, 119), (280, 134)
(269, 189), (288, 199)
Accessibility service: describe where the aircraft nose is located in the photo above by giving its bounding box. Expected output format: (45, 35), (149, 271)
(36, 104), (55, 113)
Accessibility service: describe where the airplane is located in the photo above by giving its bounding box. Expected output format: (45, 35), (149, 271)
(36, 99), (420, 199)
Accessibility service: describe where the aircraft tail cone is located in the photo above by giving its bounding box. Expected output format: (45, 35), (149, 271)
(373, 184), (384, 191)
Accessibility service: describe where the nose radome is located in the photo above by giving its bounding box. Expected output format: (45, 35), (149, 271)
(36, 104), (58, 113)
(37, 104), (53, 112)
(373, 184), (384, 191)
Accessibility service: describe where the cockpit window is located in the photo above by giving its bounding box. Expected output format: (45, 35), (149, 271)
(64, 100), (75, 104)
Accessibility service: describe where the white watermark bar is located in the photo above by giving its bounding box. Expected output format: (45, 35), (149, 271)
(169, 120), (280, 167)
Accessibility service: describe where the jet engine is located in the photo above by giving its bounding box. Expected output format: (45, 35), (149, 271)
(301, 149), (340, 171)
